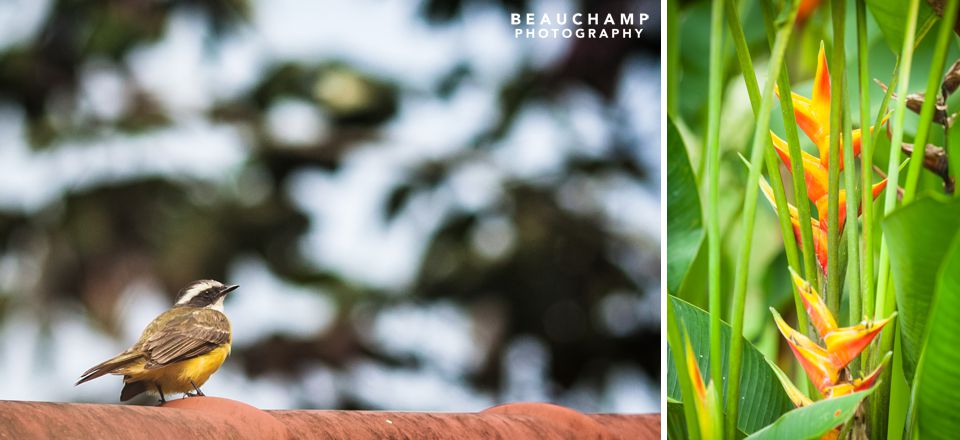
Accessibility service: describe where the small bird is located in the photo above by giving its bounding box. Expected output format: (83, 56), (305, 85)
(76, 280), (238, 403)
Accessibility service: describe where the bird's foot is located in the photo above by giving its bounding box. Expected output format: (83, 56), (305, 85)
(189, 380), (205, 397)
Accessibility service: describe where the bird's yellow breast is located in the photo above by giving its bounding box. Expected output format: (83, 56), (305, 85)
(123, 343), (231, 395)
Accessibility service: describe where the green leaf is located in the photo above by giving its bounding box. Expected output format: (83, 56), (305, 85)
(865, 0), (933, 52)
(916, 233), (960, 438)
(745, 389), (874, 440)
(667, 398), (748, 440)
(667, 116), (704, 295)
(883, 196), (960, 382)
(667, 296), (794, 434)
(666, 399), (689, 440)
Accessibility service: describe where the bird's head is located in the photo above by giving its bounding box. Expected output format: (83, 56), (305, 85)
(174, 280), (238, 311)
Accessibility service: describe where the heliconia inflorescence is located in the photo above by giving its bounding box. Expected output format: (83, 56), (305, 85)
(764, 42), (889, 275)
(769, 270), (894, 438)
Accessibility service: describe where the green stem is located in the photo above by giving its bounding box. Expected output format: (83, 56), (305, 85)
(667, 0), (679, 118)
(724, 2), (800, 438)
(861, 61), (899, 322)
(704, 0), (726, 417)
(724, 0), (809, 338)
(826, 0), (845, 316)
(903, 0), (959, 201)
(950, 117), (960, 198)
(874, 1), (922, 432)
(856, 0), (877, 331)
(843, 81), (861, 332)
(876, 0), (920, 320)
(759, 0), (821, 299)
(875, 7), (937, 326)
(666, 297), (702, 440)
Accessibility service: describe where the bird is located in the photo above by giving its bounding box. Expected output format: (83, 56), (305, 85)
(76, 279), (238, 403)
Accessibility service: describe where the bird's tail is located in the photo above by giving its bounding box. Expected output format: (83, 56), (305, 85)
(76, 352), (142, 385)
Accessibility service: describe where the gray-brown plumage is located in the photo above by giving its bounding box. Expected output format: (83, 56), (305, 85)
(76, 280), (236, 402)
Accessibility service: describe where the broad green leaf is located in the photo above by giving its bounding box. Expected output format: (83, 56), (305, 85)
(667, 296), (793, 434)
(865, 0), (933, 53)
(744, 389), (874, 440)
(667, 117), (704, 294)
(667, 398), (748, 440)
(666, 399), (688, 440)
(883, 196), (960, 382)
(916, 233), (960, 438)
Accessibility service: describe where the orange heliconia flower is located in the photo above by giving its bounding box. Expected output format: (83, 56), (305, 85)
(771, 271), (894, 396)
(764, 42), (888, 274)
(759, 177), (831, 272)
(823, 359), (888, 399)
(772, 308), (839, 391)
(813, 179), (888, 232)
(774, 43), (877, 171)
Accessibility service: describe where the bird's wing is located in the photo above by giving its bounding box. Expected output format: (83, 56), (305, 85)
(137, 308), (231, 369)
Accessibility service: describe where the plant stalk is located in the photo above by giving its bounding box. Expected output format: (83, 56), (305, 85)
(826, 0), (845, 316)
(872, 0), (922, 433)
(855, 0), (873, 333)
(903, 0), (959, 202)
(759, 0), (822, 300)
(724, 1), (800, 438)
(704, 0), (726, 419)
(724, 0), (810, 338)
(667, 0), (679, 118)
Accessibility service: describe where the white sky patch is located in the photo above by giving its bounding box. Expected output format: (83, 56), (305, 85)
(127, 11), (213, 115)
(470, 215), (516, 260)
(447, 160), (504, 212)
(501, 335), (551, 403)
(492, 105), (568, 179)
(128, 9), (268, 109)
(0, 0), (50, 50)
(201, 366), (300, 409)
(345, 361), (495, 411)
(78, 60), (130, 122)
(304, 78), (511, 287)
(459, 4), (525, 85)
(0, 310), (122, 402)
(252, 0), (460, 90)
(114, 280), (173, 343)
(596, 173), (660, 240)
(206, 28), (268, 102)
(386, 84), (497, 163)
(596, 290), (650, 337)
(523, 0), (576, 68)
(0, 314), (52, 400)
(288, 152), (451, 289)
(602, 364), (659, 413)
(562, 87), (614, 157)
(0, 106), (247, 212)
(299, 364), (339, 409)
(227, 257), (337, 343)
(371, 301), (479, 377)
(265, 98), (330, 147)
(617, 58), (661, 175)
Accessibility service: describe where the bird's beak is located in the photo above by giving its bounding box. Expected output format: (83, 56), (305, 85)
(222, 284), (239, 295)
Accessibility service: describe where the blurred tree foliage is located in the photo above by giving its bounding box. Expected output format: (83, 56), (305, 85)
(0, 0), (659, 408)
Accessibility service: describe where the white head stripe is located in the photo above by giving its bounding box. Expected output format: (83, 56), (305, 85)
(175, 280), (222, 305)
